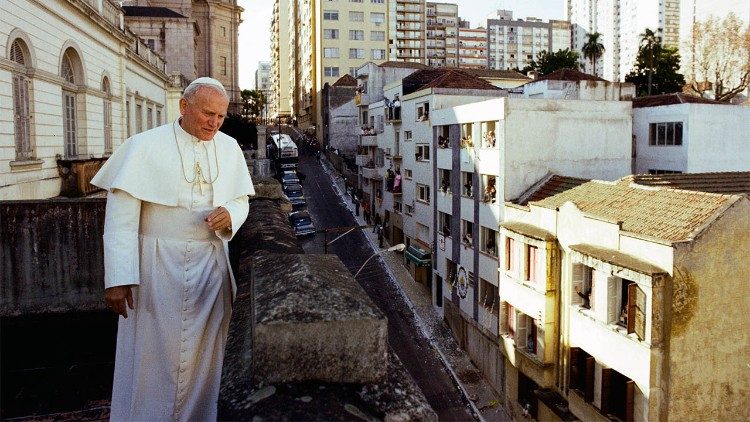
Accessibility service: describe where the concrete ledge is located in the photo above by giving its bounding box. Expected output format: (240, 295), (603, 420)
(252, 254), (387, 384)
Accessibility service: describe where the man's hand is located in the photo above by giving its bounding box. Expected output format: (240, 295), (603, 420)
(105, 285), (134, 318)
(205, 206), (232, 231)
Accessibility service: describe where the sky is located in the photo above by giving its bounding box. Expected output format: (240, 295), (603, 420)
(236, 0), (564, 90)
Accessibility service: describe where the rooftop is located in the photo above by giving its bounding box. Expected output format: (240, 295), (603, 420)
(403, 68), (501, 95)
(532, 68), (607, 83)
(530, 179), (740, 242)
(512, 174), (590, 206)
(624, 172), (750, 196)
(378, 61), (431, 70)
(122, 6), (187, 18)
(631, 92), (724, 108)
(332, 74), (357, 87)
(460, 68), (531, 80)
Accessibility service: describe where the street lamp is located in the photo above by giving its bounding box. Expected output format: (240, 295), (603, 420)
(353, 243), (406, 279)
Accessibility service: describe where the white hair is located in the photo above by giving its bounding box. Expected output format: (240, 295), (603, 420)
(183, 78), (228, 102)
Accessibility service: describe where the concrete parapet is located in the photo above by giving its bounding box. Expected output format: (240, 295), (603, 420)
(251, 254), (388, 384)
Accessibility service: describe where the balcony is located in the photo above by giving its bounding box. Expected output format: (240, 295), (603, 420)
(385, 106), (401, 123)
(56, 157), (107, 197)
(361, 166), (383, 180)
(360, 134), (378, 147)
(355, 154), (371, 167)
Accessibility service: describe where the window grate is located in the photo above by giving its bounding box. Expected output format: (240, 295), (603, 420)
(11, 40), (25, 65)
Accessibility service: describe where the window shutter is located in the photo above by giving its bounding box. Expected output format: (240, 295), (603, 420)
(572, 263), (584, 305)
(585, 356), (595, 403)
(516, 314), (528, 349)
(600, 367), (613, 414)
(626, 380), (635, 421)
(536, 321), (544, 359)
(569, 347), (581, 390)
(607, 276), (618, 323)
(507, 304), (515, 338)
(632, 284), (646, 341)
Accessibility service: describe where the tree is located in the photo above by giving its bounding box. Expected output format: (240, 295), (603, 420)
(240, 89), (267, 119)
(684, 13), (750, 102)
(639, 28), (662, 95)
(626, 46), (685, 96)
(524, 49), (581, 75)
(582, 32), (605, 76)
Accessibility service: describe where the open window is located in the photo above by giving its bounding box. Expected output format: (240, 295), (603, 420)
(416, 101), (430, 121)
(481, 120), (496, 148)
(438, 211), (452, 236)
(480, 226), (497, 256)
(438, 168), (451, 193)
(571, 263), (594, 309)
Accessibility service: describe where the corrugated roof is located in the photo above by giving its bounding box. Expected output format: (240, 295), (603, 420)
(460, 68), (531, 80)
(625, 172), (750, 196)
(514, 174), (590, 206)
(631, 92), (724, 108)
(378, 61), (430, 69)
(402, 68), (501, 95)
(332, 74), (357, 87)
(122, 6), (186, 18)
(530, 180), (738, 242)
(533, 68), (607, 82)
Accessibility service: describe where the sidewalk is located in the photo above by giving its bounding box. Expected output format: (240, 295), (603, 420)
(319, 156), (511, 422)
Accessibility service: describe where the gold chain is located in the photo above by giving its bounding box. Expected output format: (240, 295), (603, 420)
(173, 121), (220, 185)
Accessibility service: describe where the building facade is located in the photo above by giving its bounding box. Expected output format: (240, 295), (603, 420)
(487, 10), (571, 72)
(389, 0), (426, 64)
(425, 2), (459, 67)
(124, 0), (244, 113)
(632, 94), (750, 175)
(270, 0), (291, 119)
(457, 23), (487, 69)
(1, 0), (169, 200)
(565, 0), (680, 81)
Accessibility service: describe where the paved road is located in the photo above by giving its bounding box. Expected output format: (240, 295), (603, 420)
(295, 152), (476, 421)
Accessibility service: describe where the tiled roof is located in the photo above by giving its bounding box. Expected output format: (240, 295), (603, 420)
(570, 244), (667, 275)
(625, 172), (750, 196)
(122, 6), (186, 18)
(402, 68), (501, 95)
(530, 180), (738, 242)
(377, 61), (430, 69)
(500, 222), (556, 241)
(460, 68), (531, 80)
(513, 174), (590, 206)
(332, 74), (357, 87)
(533, 68), (607, 82)
(631, 92), (724, 108)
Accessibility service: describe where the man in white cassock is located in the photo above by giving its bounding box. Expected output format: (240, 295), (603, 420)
(92, 77), (254, 421)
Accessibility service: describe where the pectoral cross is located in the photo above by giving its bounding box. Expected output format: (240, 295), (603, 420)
(195, 161), (205, 195)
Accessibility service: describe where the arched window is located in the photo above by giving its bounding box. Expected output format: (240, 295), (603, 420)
(61, 48), (80, 158)
(102, 77), (112, 153)
(11, 39), (32, 160)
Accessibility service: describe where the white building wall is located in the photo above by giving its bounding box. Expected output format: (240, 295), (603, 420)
(633, 103), (750, 174)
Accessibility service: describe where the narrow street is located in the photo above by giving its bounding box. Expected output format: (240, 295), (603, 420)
(293, 151), (477, 421)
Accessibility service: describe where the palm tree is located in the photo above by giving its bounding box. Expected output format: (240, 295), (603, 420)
(639, 28), (662, 95)
(582, 32), (605, 76)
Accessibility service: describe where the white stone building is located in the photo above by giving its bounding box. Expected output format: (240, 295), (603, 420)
(499, 177), (750, 421)
(520, 68), (635, 101)
(632, 93), (750, 175)
(1, 0), (169, 200)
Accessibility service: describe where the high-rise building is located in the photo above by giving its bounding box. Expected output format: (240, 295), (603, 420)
(123, 0), (243, 113)
(275, 0), (388, 131)
(487, 10), (571, 72)
(458, 21), (487, 69)
(270, 0), (291, 119)
(389, 0), (427, 63)
(426, 2), (459, 67)
(256, 62), (271, 91)
(565, 0), (680, 81)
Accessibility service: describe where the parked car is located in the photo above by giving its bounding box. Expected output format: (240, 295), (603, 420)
(288, 210), (316, 237)
(284, 183), (306, 209)
(280, 170), (300, 187)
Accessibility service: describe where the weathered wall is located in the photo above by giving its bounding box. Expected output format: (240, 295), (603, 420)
(667, 197), (750, 420)
(0, 198), (106, 316)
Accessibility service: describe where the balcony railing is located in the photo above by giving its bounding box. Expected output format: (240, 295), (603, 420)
(56, 157), (108, 197)
(361, 167), (383, 180)
(360, 134), (378, 147)
(385, 106), (401, 122)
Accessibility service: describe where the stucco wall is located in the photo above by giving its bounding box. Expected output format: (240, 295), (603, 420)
(667, 197), (750, 420)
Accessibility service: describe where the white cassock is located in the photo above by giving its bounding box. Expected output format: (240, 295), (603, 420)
(92, 120), (254, 421)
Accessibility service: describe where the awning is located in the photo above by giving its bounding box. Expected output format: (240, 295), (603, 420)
(405, 245), (431, 267)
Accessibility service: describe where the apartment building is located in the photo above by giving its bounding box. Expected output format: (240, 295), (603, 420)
(270, 0), (291, 119)
(389, 0), (426, 63)
(458, 23), (487, 69)
(425, 98), (631, 396)
(632, 93), (750, 175)
(565, 0), (680, 81)
(425, 2), (458, 67)
(499, 176), (750, 420)
(487, 10), (571, 72)
(1, 0), (169, 200)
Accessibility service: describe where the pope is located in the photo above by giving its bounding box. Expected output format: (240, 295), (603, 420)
(92, 77), (254, 421)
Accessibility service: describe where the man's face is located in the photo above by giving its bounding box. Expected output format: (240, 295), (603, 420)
(179, 87), (229, 141)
